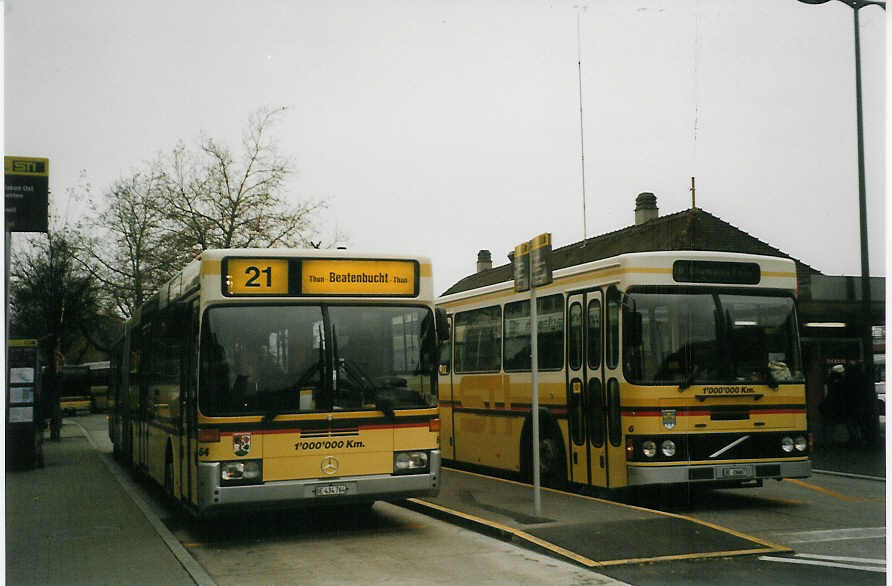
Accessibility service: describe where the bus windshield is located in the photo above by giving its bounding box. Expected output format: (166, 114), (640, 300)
(623, 290), (803, 387)
(199, 304), (437, 416)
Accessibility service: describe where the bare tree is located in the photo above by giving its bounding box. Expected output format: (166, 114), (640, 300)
(84, 106), (337, 318)
(83, 165), (173, 317)
(159, 106), (328, 256)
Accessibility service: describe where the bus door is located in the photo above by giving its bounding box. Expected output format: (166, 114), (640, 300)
(438, 315), (455, 461)
(182, 300), (200, 503)
(138, 323), (151, 472)
(566, 292), (606, 488)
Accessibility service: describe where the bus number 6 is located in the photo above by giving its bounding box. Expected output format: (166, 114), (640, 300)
(245, 265), (272, 288)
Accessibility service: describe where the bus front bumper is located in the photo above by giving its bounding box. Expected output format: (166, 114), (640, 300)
(627, 458), (810, 486)
(197, 450), (440, 515)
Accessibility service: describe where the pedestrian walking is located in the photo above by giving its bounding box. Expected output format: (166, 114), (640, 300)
(820, 364), (847, 445)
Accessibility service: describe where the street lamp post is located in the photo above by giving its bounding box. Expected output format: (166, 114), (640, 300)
(797, 0), (884, 444)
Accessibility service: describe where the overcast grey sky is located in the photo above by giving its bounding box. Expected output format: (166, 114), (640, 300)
(5, 0), (886, 295)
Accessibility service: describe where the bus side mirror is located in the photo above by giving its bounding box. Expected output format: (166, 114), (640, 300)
(436, 308), (451, 343)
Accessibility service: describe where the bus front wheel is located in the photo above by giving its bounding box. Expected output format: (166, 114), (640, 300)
(521, 417), (567, 490)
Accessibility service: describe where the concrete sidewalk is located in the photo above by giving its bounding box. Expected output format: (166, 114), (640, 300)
(407, 467), (789, 569)
(5, 423), (198, 586)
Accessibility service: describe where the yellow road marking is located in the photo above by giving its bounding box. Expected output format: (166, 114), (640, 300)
(785, 478), (868, 502)
(445, 466), (788, 550)
(432, 467), (790, 566)
(407, 498), (602, 568)
(595, 547), (784, 567)
(409, 497), (788, 568)
(752, 495), (805, 506)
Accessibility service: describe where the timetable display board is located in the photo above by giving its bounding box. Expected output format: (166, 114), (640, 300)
(222, 257), (419, 297)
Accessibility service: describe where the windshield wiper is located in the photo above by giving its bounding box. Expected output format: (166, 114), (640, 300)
(678, 364), (699, 391)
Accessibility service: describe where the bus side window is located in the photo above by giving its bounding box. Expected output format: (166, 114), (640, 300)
(537, 294), (564, 370)
(606, 287), (620, 370)
(504, 300), (531, 371)
(454, 306), (501, 373)
(587, 299), (601, 370)
(568, 302), (583, 371)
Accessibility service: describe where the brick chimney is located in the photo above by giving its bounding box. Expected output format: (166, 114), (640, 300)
(635, 192), (658, 225)
(476, 250), (492, 273)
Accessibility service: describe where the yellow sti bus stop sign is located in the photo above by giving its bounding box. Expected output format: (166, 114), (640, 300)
(5, 156), (49, 233)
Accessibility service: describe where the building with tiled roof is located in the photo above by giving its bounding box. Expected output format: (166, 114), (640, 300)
(442, 193), (820, 297)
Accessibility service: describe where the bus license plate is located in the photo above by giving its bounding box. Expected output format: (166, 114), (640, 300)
(718, 464), (753, 479)
(316, 484), (348, 497)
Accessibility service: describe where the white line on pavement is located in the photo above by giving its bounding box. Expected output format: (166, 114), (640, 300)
(795, 553), (885, 565)
(759, 555), (886, 573)
(776, 527), (885, 543)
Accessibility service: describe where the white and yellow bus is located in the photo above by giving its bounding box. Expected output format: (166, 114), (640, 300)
(437, 250), (810, 492)
(109, 248), (445, 517)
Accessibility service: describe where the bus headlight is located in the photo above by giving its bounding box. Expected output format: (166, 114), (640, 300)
(642, 440), (657, 458)
(394, 451), (429, 475)
(221, 460), (262, 485)
(794, 436), (808, 452)
(661, 440), (677, 458)
(780, 436), (794, 453)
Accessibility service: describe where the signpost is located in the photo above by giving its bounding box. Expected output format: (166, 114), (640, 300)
(4, 157), (50, 430)
(5, 156), (49, 233)
(513, 232), (553, 515)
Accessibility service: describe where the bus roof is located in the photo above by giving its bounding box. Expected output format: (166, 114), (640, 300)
(437, 250), (797, 306)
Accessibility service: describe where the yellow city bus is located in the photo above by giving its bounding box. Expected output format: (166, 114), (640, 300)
(60, 365), (92, 415)
(74, 361), (113, 412)
(437, 250), (810, 492)
(109, 248), (446, 517)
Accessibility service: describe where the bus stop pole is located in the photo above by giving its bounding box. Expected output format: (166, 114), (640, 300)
(530, 280), (540, 516)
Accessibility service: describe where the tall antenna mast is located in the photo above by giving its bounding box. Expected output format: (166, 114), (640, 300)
(577, 9), (588, 245)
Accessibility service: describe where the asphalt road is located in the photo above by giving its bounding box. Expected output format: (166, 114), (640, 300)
(71, 414), (885, 585)
(598, 473), (886, 585)
(72, 414), (625, 585)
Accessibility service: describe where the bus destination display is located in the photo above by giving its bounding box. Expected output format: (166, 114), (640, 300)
(672, 260), (761, 285)
(302, 259), (417, 296)
(225, 258), (290, 295)
(223, 257), (418, 297)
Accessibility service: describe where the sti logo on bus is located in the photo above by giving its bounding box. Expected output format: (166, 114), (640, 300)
(662, 409), (676, 430)
(233, 433), (251, 456)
